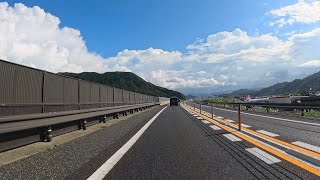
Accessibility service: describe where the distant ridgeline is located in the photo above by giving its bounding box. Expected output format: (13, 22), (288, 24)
(254, 71), (320, 96)
(230, 71), (320, 97)
(59, 72), (186, 100)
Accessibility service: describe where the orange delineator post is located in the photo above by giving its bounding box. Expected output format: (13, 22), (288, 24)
(238, 104), (241, 131)
(211, 106), (214, 119)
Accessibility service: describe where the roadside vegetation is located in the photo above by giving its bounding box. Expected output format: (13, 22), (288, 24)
(205, 97), (237, 104)
(304, 111), (320, 118)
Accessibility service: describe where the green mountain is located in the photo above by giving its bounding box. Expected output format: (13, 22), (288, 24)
(231, 89), (258, 97)
(255, 71), (320, 96)
(59, 72), (185, 99)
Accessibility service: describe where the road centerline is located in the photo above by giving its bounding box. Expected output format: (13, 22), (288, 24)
(182, 104), (320, 176)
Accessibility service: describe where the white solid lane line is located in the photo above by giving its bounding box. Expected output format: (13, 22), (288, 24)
(223, 134), (242, 142)
(87, 107), (167, 180)
(292, 141), (320, 153)
(202, 120), (211, 124)
(246, 147), (281, 164)
(257, 130), (279, 137)
(212, 106), (320, 127)
(210, 125), (222, 130)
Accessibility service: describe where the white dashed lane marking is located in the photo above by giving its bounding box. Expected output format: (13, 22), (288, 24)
(197, 117), (203, 120)
(201, 120), (211, 124)
(226, 119), (235, 123)
(257, 130), (279, 137)
(292, 141), (320, 153)
(193, 114), (198, 117)
(210, 125), (222, 130)
(246, 147), (281, 164)
(217, 116), (224, 119)
(240, 124), (251, 128)
(223, 134), (242, 142)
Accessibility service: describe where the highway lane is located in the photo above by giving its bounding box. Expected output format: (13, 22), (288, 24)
(198, 104), (320, 148)
(105, 105), (318, 179)
(0, 106), (165, 180)
(1, 104), (319, 179)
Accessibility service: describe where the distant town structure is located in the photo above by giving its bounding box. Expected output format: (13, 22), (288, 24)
(267, 96), (306, 104)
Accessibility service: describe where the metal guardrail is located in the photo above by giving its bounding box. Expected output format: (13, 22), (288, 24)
(0, 104), (151, 124)
(0, 59), (162, 152)
(0, 102), (159, 152)
(204, 101), (320, 109)
(186, 101), (320, 131)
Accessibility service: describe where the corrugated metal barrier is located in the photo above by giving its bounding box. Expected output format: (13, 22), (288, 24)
(0, 59), (159, 117)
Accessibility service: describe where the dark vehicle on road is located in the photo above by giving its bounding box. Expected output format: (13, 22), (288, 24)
(170, 97), (179, 106)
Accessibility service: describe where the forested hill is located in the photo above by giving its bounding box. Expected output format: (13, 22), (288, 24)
(59, 72), (185, 99)
(255, 71), (320, 96)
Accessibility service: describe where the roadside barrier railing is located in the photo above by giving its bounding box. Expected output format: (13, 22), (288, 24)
(0, 102), (159, 152)
(185, 101), (320, 131)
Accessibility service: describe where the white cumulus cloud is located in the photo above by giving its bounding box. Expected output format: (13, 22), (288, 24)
(1, 2), (320, 94)
(147, 70), (223, 90)
(299, 60), (320, 67)
(0, 2), (113, 73)
(186, 28), (290, 64)
(270, 0), (320, 27)
(106, 48), (182, 72)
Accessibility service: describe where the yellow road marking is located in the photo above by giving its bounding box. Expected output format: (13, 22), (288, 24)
(185, 106), (320, 176)
(192, 106), (320, 159)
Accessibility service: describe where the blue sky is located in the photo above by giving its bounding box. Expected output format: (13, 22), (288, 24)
(1, 0), (320, 95)
(5, 0), (296, 56)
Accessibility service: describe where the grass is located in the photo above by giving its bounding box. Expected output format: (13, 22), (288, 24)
(206, 97), (236, 103)
(304, 111), (320, 118)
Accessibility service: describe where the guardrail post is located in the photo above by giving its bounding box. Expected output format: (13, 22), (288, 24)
(113, 113), (119, 119)
(301, 109), (305, 116)
(211, 105), (214, 119)
(238, 105), (241, 131)
(82, 120), (87, 130)
(102, 115), (107, 123)
(43, 126), (52, 142)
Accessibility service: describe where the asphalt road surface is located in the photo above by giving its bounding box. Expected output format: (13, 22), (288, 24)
(198, 104), (320, 147)
(1, 104), (319, 179)
(105, 105), (319, 179)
